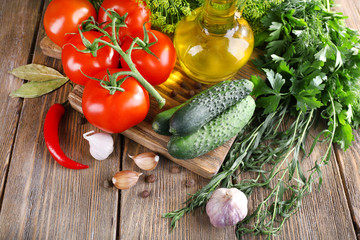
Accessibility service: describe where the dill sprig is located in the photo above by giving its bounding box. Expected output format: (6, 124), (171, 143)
(144, 0), (194, 33)
(242, 0), (284, 33)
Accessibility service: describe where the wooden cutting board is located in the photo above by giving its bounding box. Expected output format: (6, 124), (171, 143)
(40, 36), (265, 178)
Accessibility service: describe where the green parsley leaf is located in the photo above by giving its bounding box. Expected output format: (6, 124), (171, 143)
(257, 95), (281, 114)
(250, 75), (274, 97)
(334, 123), (354, 150)
(264, 69), (285, 93)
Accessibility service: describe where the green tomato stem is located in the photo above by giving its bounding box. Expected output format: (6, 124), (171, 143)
(95, 38), (165, 108)
(88, 16), (166, 108)
(112, 23), (165, 108)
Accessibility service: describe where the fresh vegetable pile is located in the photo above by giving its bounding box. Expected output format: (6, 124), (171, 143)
(11, 0), (177, 168)
(153, 79), (255, 160)
(8, 0), (360, 239)
(44, 0), (178, 133)
(164, 0), (360, 238)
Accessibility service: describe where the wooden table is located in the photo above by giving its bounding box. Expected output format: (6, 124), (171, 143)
(0, 0), (359, 239)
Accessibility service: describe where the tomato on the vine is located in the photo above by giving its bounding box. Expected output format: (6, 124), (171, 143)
(62, 31), (120, 86)
(98, 0), (151, 41)
(44, 0), (97, 47)
(82, 69), (150, 133)
(121, 30), (177, 85)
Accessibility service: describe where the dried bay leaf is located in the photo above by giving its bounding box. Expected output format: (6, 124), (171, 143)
(10, 64), (64, 81)
(10, 78), (69, 98)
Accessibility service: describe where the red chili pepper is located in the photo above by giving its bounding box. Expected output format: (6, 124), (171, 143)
(44, 103), (88, 169)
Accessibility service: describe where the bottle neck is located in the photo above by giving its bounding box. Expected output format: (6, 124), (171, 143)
(200, 0), (243, 34)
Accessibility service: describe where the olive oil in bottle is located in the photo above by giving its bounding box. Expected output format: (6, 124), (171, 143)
(174, 0), (254, 84)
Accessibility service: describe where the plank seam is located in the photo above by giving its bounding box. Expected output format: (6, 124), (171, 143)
(333, 145), (360, 236)
(116, 135), (125, 240)
(0, 0), (46, 213)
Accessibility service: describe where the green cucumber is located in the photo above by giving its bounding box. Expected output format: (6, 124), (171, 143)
(152, 104), (183, 136)
(169, 79), (254, 136)
(167, 96), (255, 160)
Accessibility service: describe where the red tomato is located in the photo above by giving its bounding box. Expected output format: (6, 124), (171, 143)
(98, 0), (151, 41)
(62, 31), (120, 86)
(44, 0), (97, 47)
(82, 69), (150, 133)
(121, 30), (177, 85)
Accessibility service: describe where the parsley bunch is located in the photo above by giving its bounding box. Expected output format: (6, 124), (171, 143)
(165, 0), (360, 238)
(256, 0), (360, 149)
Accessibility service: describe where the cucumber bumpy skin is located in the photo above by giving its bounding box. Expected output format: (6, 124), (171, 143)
(152, 104), (183, 136)
(169, 79), (254, 136)
(167, 96), (256, 160)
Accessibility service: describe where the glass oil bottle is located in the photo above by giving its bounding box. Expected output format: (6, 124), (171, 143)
(174, 0), (254, 84)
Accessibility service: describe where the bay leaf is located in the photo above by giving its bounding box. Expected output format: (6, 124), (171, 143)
(10, 78), (69, 98)
(10, 64), (64, 81)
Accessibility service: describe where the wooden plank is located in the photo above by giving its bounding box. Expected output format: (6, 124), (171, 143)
(278, 127), (357, 239)
(335, 131), (360, 238)
(0, 1), (120, 239)
(0, 0), (43, 206)
(120, 138), (236, 239)
(40, 37), (62, 59)
(333, 0), (360, 237)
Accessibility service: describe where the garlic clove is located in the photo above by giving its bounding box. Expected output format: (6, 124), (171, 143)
(83, 130), (114, 160)
(206, 188), (248, 228)
(129, 152), (159, 171)
(112, 170), (142, 190)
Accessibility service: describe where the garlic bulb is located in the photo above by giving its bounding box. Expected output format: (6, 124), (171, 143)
(112, 170), (142, 190)
(206, 188), (248, 228)
(83, 130), (114, 160)
(129, 152), (159, 171)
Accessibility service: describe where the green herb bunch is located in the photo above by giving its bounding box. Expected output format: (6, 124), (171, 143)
(146, 0), (284, 33)
(87, 0), (284, 33)
(164, 0), (360, 238)
(257, 0), (360, 149)
(144, 0), (194, 33)
(242, 0), (284, 33)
